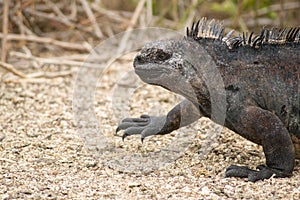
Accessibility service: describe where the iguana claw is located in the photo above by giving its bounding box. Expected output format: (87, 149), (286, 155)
(116, 115), (168, 142)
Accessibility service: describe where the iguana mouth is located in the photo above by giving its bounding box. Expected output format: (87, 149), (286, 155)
(134, 62), (173, 83)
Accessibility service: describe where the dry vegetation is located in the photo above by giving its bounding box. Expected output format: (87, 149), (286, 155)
(0, 0), (300, 199)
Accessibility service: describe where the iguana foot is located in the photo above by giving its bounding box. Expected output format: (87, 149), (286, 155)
(225, 164), (292, 182)
(116, 100), (201, 142)
(116, 115), (168, 142)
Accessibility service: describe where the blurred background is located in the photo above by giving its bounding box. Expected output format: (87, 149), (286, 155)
(0, 0), (299, 78)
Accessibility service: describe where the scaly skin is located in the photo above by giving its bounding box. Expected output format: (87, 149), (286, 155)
(116, 23), (300, 182)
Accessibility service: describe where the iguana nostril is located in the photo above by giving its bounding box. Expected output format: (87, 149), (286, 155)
(133, 54), (143, 67)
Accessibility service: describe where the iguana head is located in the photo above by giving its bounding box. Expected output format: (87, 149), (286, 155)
(134, 39), (195, 96)
(133, 38), (211, 102)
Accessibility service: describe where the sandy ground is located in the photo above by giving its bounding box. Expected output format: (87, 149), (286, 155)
(0, 57), (299, 200)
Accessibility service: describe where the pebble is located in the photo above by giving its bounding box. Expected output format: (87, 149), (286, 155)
(0, 132), (5, 141)
(128, 182), (141, 188)
(200, 186), (210, 195)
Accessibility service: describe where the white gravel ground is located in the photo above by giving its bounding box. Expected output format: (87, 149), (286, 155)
(0, 58), (299, 200)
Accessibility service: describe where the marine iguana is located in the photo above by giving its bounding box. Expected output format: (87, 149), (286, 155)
(116, 18), (300, 182)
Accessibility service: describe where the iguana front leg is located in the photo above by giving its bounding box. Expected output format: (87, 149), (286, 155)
(225, 106), (295, 182)
(116, 99), (202, 142)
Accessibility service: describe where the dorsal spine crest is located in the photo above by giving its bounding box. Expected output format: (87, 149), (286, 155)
(186, 18), (300, 49)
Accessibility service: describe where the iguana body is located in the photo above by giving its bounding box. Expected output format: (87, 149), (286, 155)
(117, 19), (300, 182)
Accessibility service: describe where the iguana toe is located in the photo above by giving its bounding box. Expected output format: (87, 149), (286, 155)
(225, 165), (255, 178)
(116, 115), (167, 141)
(225, 164), (292, 182)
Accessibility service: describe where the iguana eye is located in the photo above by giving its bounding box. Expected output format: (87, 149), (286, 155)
(155, 49), (172, 61)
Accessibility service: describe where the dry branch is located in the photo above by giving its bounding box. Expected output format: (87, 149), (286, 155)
(27, 70), (76, 78)
(21, 46), (39, 68)
(24, 7), (73, 27)
(44, 0), (73, 24)
(47, 54), (89, 61)
(1, 0), (10, 62)
(117, 0), (147, 55)
(0, 33), (90, 52)
(69, 1), (78, 20)
(23, 8), (99, 37)
(91, 3), (130, 24)
(11, 1), (35, 35)
(11, 15), (35, 35)
(10, 51), (99, 68)
(79, 0), (104, 39)
(0, 61), (27, 78)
